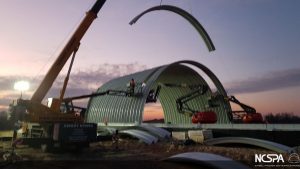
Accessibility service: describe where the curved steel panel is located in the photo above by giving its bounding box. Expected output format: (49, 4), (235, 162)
(204, 137), (294, 153)
(140, 123), (171, 139)
(129, 5), (215, 52)
(120, 129), (158, 144)
(86, 67), (159, 124)
(86, 60), (232, 125)
(165, 152), (251, 169)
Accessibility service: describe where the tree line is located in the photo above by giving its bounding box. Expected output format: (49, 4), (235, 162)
(264, 112), (300, 124)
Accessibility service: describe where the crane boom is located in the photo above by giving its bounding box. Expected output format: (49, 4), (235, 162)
(11, 1), (107, 148)
(31, 0), (106, 103)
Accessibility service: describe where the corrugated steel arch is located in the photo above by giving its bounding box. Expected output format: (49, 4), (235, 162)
(170, 60), (233, 122)
(129, 5), (215, 51)
(155, 64), (210, 124)
(86, 60), (232, 125)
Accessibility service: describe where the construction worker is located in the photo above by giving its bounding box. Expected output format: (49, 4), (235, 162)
(129, 78), (135, 96)
(112, 130), (119, 150)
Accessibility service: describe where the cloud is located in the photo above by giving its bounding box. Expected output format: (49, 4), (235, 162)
(0, 63), (147, 111)
(2, 63), (298, 112)
(225, 68), (300, 94)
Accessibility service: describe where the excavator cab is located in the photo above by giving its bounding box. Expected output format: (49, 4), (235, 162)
(60, 100), (86, 117)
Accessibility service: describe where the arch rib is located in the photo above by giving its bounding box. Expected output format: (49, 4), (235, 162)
(129, 5), (215, 52)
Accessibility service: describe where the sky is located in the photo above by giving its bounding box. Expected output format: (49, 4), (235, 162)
(0, 0), (299, 118)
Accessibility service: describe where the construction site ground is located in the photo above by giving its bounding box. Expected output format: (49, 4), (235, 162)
(0, 138), (284, 169)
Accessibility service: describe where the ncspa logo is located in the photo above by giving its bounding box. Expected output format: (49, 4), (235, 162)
(255, 154), (284, 163)
(254, 153), (300, 168)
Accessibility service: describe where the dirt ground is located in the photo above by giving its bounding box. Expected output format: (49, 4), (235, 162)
(0, 139), (288, 169)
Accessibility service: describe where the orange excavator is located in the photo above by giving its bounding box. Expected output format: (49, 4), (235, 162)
(14, 0), (106, 148)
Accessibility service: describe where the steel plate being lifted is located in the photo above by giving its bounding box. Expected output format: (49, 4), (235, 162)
(129, 5), (215, 52)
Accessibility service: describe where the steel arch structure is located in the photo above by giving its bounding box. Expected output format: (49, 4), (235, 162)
(85, 60), (232, 125)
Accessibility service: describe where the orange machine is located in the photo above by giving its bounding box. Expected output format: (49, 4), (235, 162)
(15, 0), (106, 148)
(227, 96), (264, 123)
(192, 111), (217, 124)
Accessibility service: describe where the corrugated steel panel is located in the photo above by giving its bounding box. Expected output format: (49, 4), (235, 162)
(204, 137), (293, 153)
(86, 67), (158, 124)
(86, 60), (232, 125)
(140, 123), (171, 139)
(156, 64), (208, 124)
(120, 129), (158, 144)
(129, 5), (215, 52)
(166, 152), (251, 169)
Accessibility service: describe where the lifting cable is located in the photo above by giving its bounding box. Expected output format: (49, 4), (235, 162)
(31, 1), (93, 87)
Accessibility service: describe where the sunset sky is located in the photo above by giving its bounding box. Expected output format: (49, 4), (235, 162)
(0, 0), (299, 119)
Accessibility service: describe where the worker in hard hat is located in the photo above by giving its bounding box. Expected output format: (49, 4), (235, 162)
(129, 78), (135, 96)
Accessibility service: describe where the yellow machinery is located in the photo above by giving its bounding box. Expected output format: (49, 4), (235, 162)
(15, 0), (106, 147)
